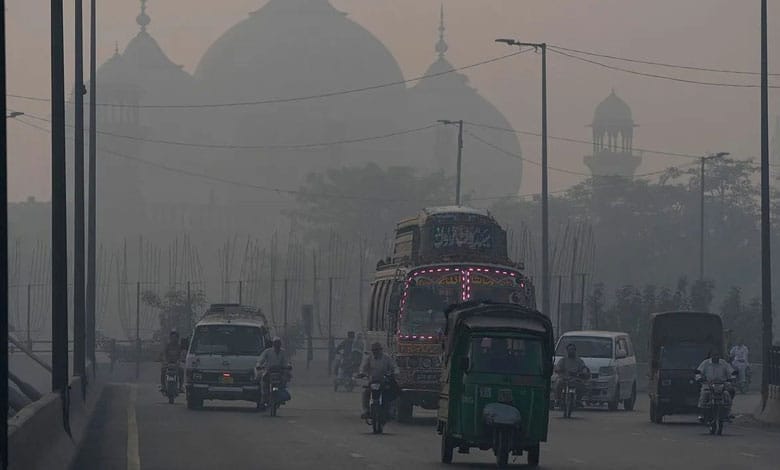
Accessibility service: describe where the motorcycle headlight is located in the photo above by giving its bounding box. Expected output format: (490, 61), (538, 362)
(599, 366), (617, 377)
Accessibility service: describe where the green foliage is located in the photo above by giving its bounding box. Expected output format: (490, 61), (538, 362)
(142, 288), (207, 341)
(293, 163), (453, 249)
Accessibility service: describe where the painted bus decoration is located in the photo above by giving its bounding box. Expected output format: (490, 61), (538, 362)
(368, 206), (535, 421)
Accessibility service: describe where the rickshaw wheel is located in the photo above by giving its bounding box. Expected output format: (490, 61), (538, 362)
(527, 443), (540, 467)
(440, 433), (454, 464)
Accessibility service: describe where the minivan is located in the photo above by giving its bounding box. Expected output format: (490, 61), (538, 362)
(553, 331), (637, 411)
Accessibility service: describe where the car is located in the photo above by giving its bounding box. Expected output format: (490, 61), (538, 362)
(184, 304), (271, 410)
(553, 331), (638, 411)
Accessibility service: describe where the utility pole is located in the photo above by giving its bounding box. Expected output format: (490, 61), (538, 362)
(328, 276), (334, 376)
(496, 39), (549, 320)
(760, 0), (773, 412)
(87, 0), (97, 379)
(73, 0), (87, 395)
(699, 152), (729, 281)
(26, 284), (32, 350)
(283, 278), (288, 344)
(1, 0), (9, 464)
(51, 0), (70, 436)
(437, 119), (464, 205)
(136, 281), (140, 380)
(239, 280), (243, 305)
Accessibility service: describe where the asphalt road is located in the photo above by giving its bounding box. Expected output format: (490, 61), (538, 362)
(75, 365), (780, 470)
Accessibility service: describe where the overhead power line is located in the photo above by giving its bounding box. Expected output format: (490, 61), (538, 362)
(464, 121), (705, 161)
(550, 44), (780, 77)
(7, 50), (528, 110)
(464, 129), (696, 178)
(549, 48), (780, 89)
(17, 112), (439, 150)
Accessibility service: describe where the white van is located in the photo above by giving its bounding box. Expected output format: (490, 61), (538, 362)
(184, 304), (271, 410)
(553, 331), (637, 411)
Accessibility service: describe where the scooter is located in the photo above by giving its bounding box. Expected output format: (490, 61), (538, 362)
(731, 361), (751, 394)
(162, 363), (179, 404)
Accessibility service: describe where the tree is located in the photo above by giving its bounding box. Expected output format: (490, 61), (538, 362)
(143, 288), (207, 341)
(293, 163), (453, 250)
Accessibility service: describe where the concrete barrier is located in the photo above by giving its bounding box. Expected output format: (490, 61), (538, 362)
(7, 375), (105, 470)
(756, 384), (780, 425)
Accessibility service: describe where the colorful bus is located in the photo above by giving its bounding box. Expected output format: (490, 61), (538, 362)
(368, 206), (535, 421)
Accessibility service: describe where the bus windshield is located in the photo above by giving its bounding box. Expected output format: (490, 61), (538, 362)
(400, 274), (461, 336)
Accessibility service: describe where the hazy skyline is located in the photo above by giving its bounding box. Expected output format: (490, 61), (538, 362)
(5, 0), (779, 202)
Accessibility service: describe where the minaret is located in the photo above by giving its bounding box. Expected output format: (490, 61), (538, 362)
(435, 4), (448, 58)
(584, 90), (642, 183)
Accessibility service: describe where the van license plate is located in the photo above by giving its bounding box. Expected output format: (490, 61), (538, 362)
(220, 376), (234, 385)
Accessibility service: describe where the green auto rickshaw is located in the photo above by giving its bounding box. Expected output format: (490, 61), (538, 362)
(437, 301), (553, 468)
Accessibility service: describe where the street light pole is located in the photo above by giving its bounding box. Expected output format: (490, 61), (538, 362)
(437, 119), (464, 205)
(73, 0), (87, 395)
(496, 39), (550, 319)
(51, 0), (70, 431)
(699, 152), (729, 281)
(760, 0), (773, 412)
(87, 0), (97, 378)
(1, 0), (9, 466)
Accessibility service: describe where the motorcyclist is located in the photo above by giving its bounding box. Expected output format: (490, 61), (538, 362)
(554, 343), (589, 404)
(729, 340), (750, 387)
(334, 331), (356, 377)
(357, 342), (399, 419)
(696, 349), (735, 422)
(159, 329), (182, 391)
(256, 337), (291, 405)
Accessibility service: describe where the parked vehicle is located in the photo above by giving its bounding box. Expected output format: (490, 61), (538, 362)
(365, 373), (395, 434)
(438, 302), (553, 468)
(553, 331), (637, 411)
(163, 362), (179, 404)
(647, 311), (723, 424)
(184, 304), (271, 410)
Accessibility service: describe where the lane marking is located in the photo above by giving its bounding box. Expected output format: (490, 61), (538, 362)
(127, 385), (141, 470)
(740, 452), (759, 458)
(350, 453), (364, 459)
(568, 458), (586, 464)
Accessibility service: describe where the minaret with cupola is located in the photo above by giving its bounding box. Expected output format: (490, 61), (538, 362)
(584, 90), (642, 182)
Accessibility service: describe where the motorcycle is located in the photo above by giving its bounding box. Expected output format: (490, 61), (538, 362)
(731, 361), (751, 394)
(701, 380), (731, 435)
(264, 365), (292, 417)
(362, 373), (395, 434)
(556, 367), (589, 419)
(334, 351), (362, 392)
(162, 362), (179, 404)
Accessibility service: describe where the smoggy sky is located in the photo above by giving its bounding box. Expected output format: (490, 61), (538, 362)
(5, 0), (780, 202)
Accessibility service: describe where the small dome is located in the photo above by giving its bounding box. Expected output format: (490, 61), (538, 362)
(593, 90), (633, 126)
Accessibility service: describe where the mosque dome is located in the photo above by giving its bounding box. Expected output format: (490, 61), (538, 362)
(195, 0), (405, 101)
(406, 6), (524, 199)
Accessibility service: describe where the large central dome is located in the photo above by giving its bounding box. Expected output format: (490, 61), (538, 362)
(195, 0), (405, 99)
